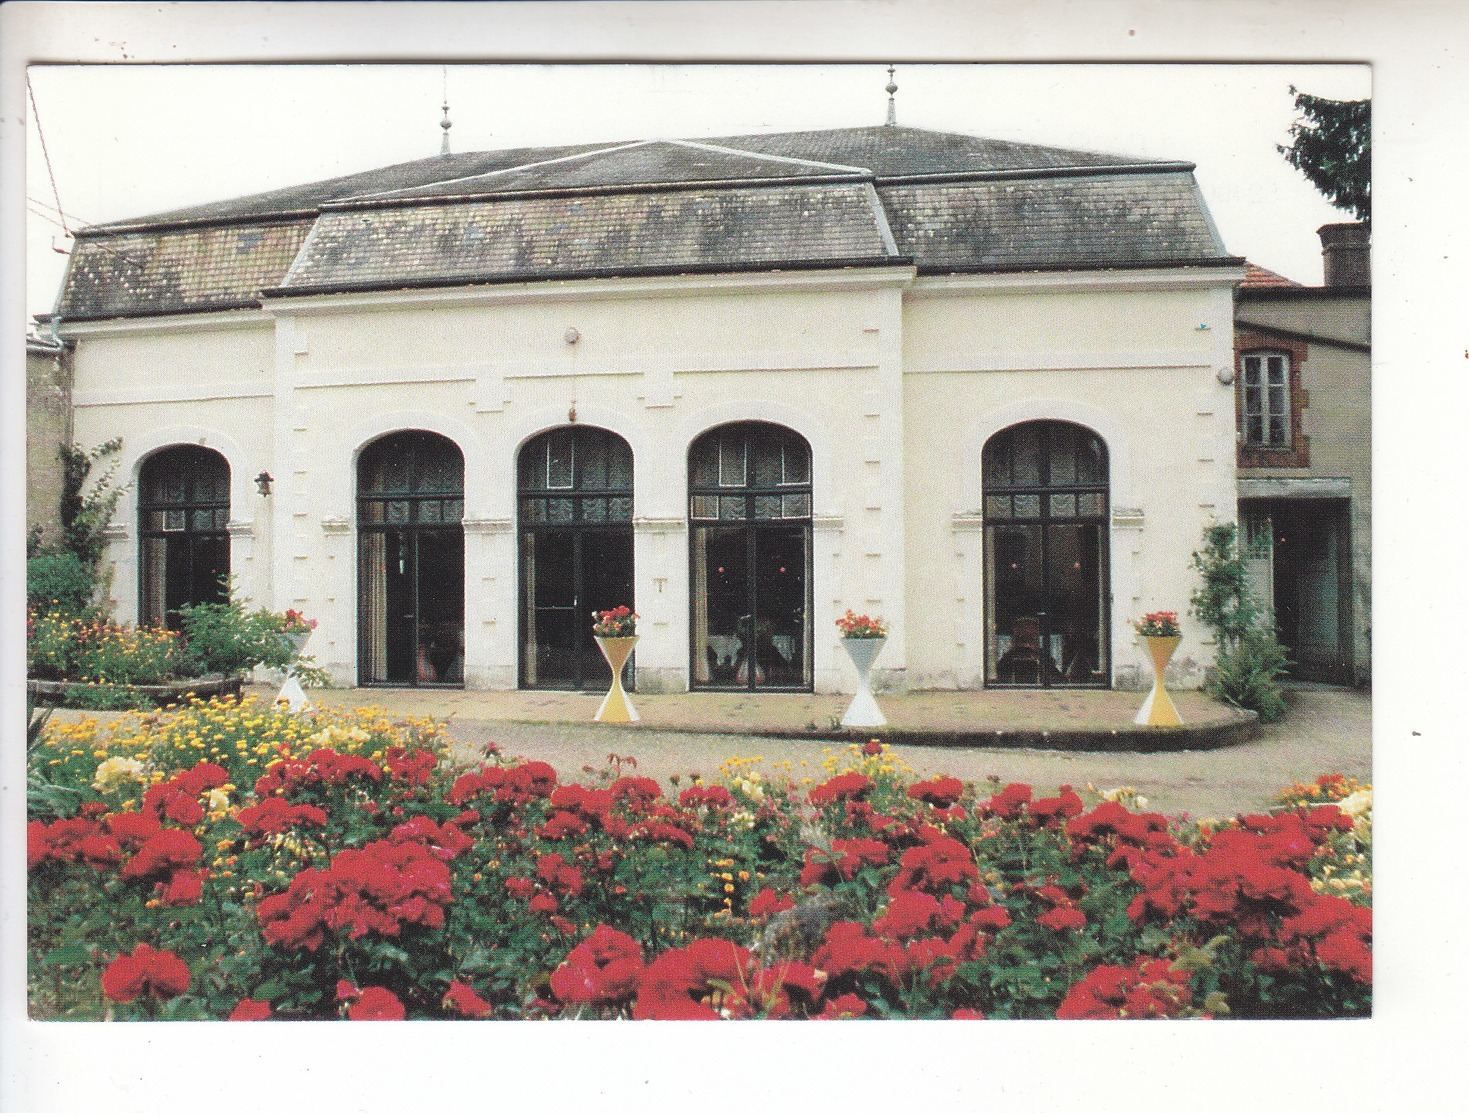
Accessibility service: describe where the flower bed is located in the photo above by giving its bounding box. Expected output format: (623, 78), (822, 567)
(27, 600), (321, 711)
(28, 698), (1371, 1021)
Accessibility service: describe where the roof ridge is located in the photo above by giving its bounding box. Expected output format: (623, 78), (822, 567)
(661, 137), (872, 176)
(344, 139), (659, 201)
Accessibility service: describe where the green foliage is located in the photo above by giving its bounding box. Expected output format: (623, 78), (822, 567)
(1278, 86), (1371, 223)
(178, 594), (325, 684)
(1211, 628), (1292, 723)
(27, 551), (99, 618)
(1190, 522), (1290, 720)
(1189, 522), (1259, 645)
(55, 438), (127, 572)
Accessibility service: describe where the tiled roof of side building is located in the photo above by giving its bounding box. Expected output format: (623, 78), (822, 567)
(1239, 262), (1303, 289)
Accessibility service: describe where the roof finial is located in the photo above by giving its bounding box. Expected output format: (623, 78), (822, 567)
(439, 66), (452, 156)
(885, 64), (898, 126)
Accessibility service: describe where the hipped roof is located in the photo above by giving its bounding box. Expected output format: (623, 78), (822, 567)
(54, 125), (1239, 321)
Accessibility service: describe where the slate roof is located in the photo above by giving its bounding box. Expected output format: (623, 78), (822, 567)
(55, 124), (1238, 321)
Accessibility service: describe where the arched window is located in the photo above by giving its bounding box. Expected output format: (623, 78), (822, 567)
(982, 420), (1109, 688)
(139, 445), (231, 629)
(689, 422), (812, 690)
(357, 431), (464, 686)
(517, 426), (634, 689)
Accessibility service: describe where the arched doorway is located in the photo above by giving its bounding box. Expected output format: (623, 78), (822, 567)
(357, 431), (464, 686)
(983, 420), (1110, 688)
(518, 426), (634, 689)
(139, 445), (231, 629)
(689, 421), (812, 691)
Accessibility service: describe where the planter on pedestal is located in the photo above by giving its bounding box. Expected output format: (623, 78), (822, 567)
(276, 630), (312, 712)
(840, 636), (887, 729)
(594, 635), (639, 723)
(1133, 634), (1183, 727)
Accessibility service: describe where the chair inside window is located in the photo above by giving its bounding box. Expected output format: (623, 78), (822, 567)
(996, 616), (1044, 684)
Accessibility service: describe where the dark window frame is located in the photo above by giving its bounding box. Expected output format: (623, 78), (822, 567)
(137, 444), (232, 630)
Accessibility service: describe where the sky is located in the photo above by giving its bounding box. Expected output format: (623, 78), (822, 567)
(23, 61), (1371, 321)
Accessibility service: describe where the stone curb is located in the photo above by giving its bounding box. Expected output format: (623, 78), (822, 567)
(466, 708), (1262, 753)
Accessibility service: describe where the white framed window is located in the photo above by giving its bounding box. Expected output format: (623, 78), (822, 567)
(1241, 352), (1291, 448)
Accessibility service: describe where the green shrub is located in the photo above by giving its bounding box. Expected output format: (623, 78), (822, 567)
(26, 552), (97, 618)
(1191, 521), (1289, 720)
(178, 598), (314, 679)
(1211, 627), (1292, 722)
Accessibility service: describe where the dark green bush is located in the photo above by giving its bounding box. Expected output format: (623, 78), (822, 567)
(1211, 628), (1292, 722)
(1191, 522), (1289, 720)
(178, 599), (304, 678)
(26, 552), (97, 617)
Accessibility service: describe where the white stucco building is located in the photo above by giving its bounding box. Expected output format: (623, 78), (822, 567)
(43, 123), (1245, 696)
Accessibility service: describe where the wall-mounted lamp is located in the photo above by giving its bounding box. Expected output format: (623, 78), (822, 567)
(255, 471), (274, 496)
(1216, 367), (1236, 386)
(564, 327), (581, 346)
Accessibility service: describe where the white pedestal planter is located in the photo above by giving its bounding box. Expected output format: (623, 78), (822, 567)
(276, 630), (312, 713)
(840, 637), (887, 728)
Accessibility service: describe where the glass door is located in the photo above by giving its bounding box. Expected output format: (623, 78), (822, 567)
(518, 427), (635, 690)
(982, 421), (1109, 688)
(689, 423), (813, 691)
(358, 431), (465, 687)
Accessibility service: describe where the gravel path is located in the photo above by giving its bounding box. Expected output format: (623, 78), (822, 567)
(433, 684), (1370, 820)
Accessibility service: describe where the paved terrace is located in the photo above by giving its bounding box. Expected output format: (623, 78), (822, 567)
(302, 685), (1256, 752)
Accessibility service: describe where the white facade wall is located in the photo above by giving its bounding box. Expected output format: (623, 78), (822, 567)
(67, 264), (1241, 693)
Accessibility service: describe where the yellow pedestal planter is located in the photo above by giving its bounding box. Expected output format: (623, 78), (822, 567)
(594, 635), (639, 723)
(1133, 634), (1183, 727)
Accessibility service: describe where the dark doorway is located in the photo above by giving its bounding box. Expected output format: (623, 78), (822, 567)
(138, 445), (231, 629)
(689, 422), (813, 691)
(358, 431), (465, 687)
(1261, 499), (1352, 683)
(982, 421), (1110, 688)
(518, 427), (635, 690)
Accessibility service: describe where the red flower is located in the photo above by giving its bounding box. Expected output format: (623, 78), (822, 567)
(504, 877), (536, 900)
(981, 782), (1032, 820)
(1056, 957), (1195, 1020)
(551, 925), (645, 1007)
(874, 890), (965, 940)
(818, 992), (869, 1019)
(347, 986), (405, 1021)
(749, 888), (795, 919)
(529, 892), (559, 915)
(1028, 786), (1085, 827)
(808, 772), (875, 807)
(951, 1007), (986, 1020)
(105, 810), (162, 845)
(229, 998), (272, 1021)
(536, 852), (584, 897)
(100, 943), (192, 1003)
(121, 828), (203, 883)
(236, 798), (329, 836)
(862, 741), (884, 756)
(633, 939), (753, 1021)
(159, 868), (203, 906)
(1037, 906), (1088, 933)
(678, 785), (734, 811)
(443, 979), (494, 1018)
(908, 777), (964, 808)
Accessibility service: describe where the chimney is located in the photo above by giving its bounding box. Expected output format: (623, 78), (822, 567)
(1318, 222), (1370, 288)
